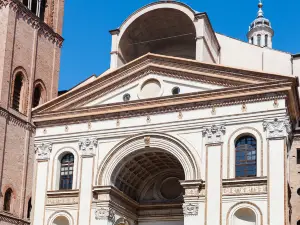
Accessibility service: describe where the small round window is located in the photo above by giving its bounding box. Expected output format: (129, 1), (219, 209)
(172, 87), (180, 95)
(123, 93), (131, 102)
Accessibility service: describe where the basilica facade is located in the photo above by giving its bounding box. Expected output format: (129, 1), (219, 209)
(1, 0), (300, 225)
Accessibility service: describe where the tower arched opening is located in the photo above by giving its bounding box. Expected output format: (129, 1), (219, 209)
(119, 8), (196, 63)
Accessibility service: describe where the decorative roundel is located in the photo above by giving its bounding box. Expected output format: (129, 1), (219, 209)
(123, 93), (131, 102)
(140, 79), (161, 98)
(172, 86), (180, 95)
(160, 177), (182, 200)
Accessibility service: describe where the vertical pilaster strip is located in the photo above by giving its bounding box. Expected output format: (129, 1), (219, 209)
(263, 117), (291, 225)
(78, 137), (97, 225)
(32, 142), (52, 225)
(109, 29), (120, 69)
(203, 125), (225, 225)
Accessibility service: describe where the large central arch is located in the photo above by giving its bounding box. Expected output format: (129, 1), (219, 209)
(97, 132), (200, 187)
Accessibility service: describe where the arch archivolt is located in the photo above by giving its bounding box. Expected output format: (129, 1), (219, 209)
(227, 127), (263, 178)
(226, 201), (263, 225)
(47, 210), (74, 225)
(96, 132), (200, 186)
(50, 147), (79, 190)
(118, 2), (196, 39)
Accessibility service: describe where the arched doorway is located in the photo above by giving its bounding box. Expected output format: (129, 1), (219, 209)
(97, 133), (200, 224)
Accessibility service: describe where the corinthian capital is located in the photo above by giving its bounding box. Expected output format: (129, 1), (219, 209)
(202, 124), (226, 144)
(263, 117), (291, 139)
(34, 142), (52, 161)
(78, 137), (98, 156)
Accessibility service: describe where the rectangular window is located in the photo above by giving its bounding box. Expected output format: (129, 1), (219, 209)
(297, 149), (300, 164)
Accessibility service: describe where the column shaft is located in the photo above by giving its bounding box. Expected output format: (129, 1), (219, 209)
(206, 144), (222, 225)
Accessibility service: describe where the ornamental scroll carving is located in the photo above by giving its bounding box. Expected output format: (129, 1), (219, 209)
(183, 203), (199, 216)
(263, 117), (291, 139)
(95, 208), (115, 221)
(203, 124), (226, 144)
(34, 142), (52, 160)
(78, 137), (98, 156)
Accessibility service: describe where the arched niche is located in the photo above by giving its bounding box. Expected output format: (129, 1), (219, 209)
(233, 208), (256, 225)
(52, 216), (69, 225)
(118, 2), (197, 63)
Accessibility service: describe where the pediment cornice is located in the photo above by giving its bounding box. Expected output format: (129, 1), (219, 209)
(34, 54), (296, 114)
(32, 80), (299, 127)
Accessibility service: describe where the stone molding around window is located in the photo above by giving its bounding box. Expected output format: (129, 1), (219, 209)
(0, 0), (64, 47)
(263, 117), (291, 139)
(202, 124), (226, 144)
(34, 142), (52, 160)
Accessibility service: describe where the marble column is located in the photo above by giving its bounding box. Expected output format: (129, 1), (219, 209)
(32, 142), (52, 225)
(203, 125), (226, 225)
(263, 117), (291, 225)
(78, 137), (98, 225)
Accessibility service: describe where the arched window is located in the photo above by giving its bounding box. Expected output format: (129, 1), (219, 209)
(233, 208), (256, 225)
(297, 220), (300, 225)
(235, 136), (257, 177)
(60, 154), (74, 190)
(27, 198), (32, 219)
(12, 73), (24, 111)
(3, 188), (12, 212)
(265, 34), (268, 47)
(32, 85), (42, 108)
(257, 34), (261, 47)
(22, 0), (46, 19)
(251, 37), (254, 44)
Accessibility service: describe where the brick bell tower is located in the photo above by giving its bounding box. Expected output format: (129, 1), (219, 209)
(0, 0), (64, 223)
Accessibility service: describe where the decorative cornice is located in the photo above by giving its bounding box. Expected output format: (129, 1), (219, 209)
(183, 203), (199, 216)
(0, 107), (35, 132)
(34, 142), (52, 160)
(263, 117), (291, 139)
(95, 207), (115, 221)
(33, 53), (296, 114)
(78, 137), (98, 156)
(0, 0), (64, 47)
(33, 92), (289, 127)
(203, 124), (226, 144)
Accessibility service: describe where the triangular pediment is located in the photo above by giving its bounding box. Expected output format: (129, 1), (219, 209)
(33, 53), (295, 116)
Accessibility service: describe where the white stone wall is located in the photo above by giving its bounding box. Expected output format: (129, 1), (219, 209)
(32, 97), (289, 225)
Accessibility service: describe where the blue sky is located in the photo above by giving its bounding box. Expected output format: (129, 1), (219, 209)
(58, 0), (300, 91)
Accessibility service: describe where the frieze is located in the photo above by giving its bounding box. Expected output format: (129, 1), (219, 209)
(0, 0), (64, 47)
(223, 185), (267, 196)
(46, 197), (78, 205)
